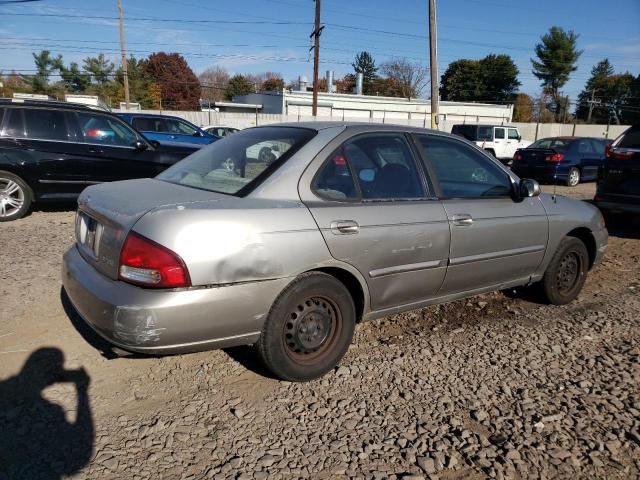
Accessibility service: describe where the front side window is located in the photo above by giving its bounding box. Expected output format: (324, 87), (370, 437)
(577, 139), (594, 154)
(75, 112), (138, 147)
(24, 108), (68, 140)
(314, 150), (358, 201)
(166, 119), (198, 135)
(508, 128), (519, 140)
(416, 135), (512, 198)
(157, 127), (315, 195)
(131, 117), (161, 132)
(494, 128), (505, 140)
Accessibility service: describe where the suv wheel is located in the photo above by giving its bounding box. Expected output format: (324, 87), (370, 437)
(256, 272), (356, 382)
(0, 171), (32, 221)
(566, 167), (580, 187)
(540, 237), (588, 305)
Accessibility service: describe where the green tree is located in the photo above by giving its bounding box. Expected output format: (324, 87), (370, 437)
(224, 74), (253, 100)
(352, 51), (378, 95)
(479, 54), (521, 101)
(83, 54), (115, 86)
(262, 76), (285, 91)
(28, 50), (62, 93)
(531, 27), (582, 121)
(440, 55), (520, 102)
(59, 62), (90, 93)
(576, 59), (616, 123)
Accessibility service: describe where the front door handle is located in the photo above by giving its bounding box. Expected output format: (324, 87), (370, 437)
(451, 214), (473, 226)
(87, 147), (103, 154)
(330, 220), (359, 235)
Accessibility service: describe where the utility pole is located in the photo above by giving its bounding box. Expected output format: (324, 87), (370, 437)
(117, 0), (130, 110)
(428, 0), (438, 129)
(586, 89), (599, 123)
(310, 0), (323, 117)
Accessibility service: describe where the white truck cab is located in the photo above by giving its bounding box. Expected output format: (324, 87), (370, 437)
(451, 124), (531, 164)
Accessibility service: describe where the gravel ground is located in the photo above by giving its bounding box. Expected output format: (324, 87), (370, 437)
(1, 182), (639, 479)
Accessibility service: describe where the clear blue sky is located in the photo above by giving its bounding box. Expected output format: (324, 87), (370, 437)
(1, 0), (638, 101)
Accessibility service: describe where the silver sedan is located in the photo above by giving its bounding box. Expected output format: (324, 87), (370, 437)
(62, 123), (608, 381)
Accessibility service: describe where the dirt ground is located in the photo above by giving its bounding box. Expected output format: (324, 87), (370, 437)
(1, 181), (639, 479)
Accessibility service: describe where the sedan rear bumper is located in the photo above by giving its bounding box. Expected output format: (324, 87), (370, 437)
(62, 245), (289, 354)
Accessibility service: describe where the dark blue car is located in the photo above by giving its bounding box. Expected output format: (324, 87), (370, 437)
(117, 113), (219, 146)
(511, 137), (611, 187)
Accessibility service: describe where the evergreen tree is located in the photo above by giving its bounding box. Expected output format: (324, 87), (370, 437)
(352, 51), (378, 95)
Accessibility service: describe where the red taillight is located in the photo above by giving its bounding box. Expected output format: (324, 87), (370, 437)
(605, 143), (612, 158)
(607, 147), (634, 160)
(513, 151), (522, 162)
(545, 153), (564, 163)
(119, 232), (191, 288)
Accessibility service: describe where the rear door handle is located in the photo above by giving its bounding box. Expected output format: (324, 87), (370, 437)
(451, 214), (473, 226)
(330, 220), (359, 235)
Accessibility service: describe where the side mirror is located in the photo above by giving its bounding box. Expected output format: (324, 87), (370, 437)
(149, 140), (161, 149)
(193, 131), (202, 137)
(133, 140), (148, 151)
(519, 178), (540, 198)
(517, 135), (522, 141)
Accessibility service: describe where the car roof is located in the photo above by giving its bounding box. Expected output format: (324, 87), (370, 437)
(259, 121), (446, 134)
(119, 112), (190, 121)
(452, 124), (519, 128)
(0, 98), (96, 111)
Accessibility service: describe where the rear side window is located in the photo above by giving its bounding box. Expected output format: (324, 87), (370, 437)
(2, 108), (25, 137)
(618, 127), (640, 149)
(416, 134), (512, 198)
(494, 128), (505, 140)
(132, 117), (162, 132)
(24, 108), (69, 140)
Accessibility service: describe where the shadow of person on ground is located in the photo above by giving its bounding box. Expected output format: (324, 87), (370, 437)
(0, 348), (94, 479)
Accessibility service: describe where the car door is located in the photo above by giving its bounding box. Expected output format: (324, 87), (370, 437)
(577, 139), (604, 181)
(299, 131), (451, 312)
(414, 133), (549, 295)
(162, 117), (211, 144)
(4, 107), (96, 197)
(493, 127), (506, 158)
(504, 128), (520, 159)
(69, 110), (170, 182)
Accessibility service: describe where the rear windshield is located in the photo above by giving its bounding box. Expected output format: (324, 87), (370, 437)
(529, 138), (572, 150)
(157, 126), (316, 195)
(618, 127), (640, 149)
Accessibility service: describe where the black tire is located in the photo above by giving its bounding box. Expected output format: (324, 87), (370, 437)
(540, 237), (589, 305)
(566, 167), (580, 187)
(0, 170), (32, 222)
(256, 272), (356, 382)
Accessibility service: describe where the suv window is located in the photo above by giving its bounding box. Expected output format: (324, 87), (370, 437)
(416, 135), (512, 198)
(75, 112), (138, 147)
(494, 128), (505, 140)
(507, 128), (519, 140)
(24, 108), (69, 141)
(165, 118), (198, 135)
(2, 108), (25, 137)
(343, 134), (425, 200)
(131, 117), (161, 132)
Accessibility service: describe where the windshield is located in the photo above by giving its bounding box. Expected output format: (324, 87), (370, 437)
(529, 138), (572, 150)
(157, 126), (315, 195)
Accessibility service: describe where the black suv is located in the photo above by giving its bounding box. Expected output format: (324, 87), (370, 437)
(0, 99), (201, 221)
(594, 124), (640, 215)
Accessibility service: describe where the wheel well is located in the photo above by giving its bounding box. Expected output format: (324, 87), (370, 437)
(311, 267), (365, 322)
(567, 227), (596, 269)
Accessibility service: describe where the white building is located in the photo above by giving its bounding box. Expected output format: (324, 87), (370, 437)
(232, 89), (514, 125)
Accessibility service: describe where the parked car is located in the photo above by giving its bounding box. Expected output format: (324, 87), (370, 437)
(62, 123), (607, 381)
(117, 113), (219, 145)
(594, 125), (640, 215)
(451, 124), (531, 164)
(0, 99), (201, 221)
(511, 137), (611, 187)
(202, 125), (240, 137)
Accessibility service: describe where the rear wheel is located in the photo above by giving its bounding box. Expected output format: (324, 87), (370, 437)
(540, 237), (588, 305)
(0, 171), (32, 222)
(256, 272), (356, 382)
(566, 167), (580, 187)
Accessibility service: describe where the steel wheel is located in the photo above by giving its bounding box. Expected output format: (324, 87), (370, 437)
(283, 296), (342, 365)
(0, 178), (24, 218)
(567, 167), (580, 187)
(541, 237), (588, 305)
(555, 252), (580, 294)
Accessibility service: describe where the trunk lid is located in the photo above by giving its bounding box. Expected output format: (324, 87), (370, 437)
(517, 148), (561, 166)
(76, 178), (230, 280)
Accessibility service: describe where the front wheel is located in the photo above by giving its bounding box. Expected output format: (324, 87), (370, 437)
(566, 167), (580, 187)
(0, 171), (32, 222)
(256, 272), (356, 382)
(540, 237), (589, 305)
